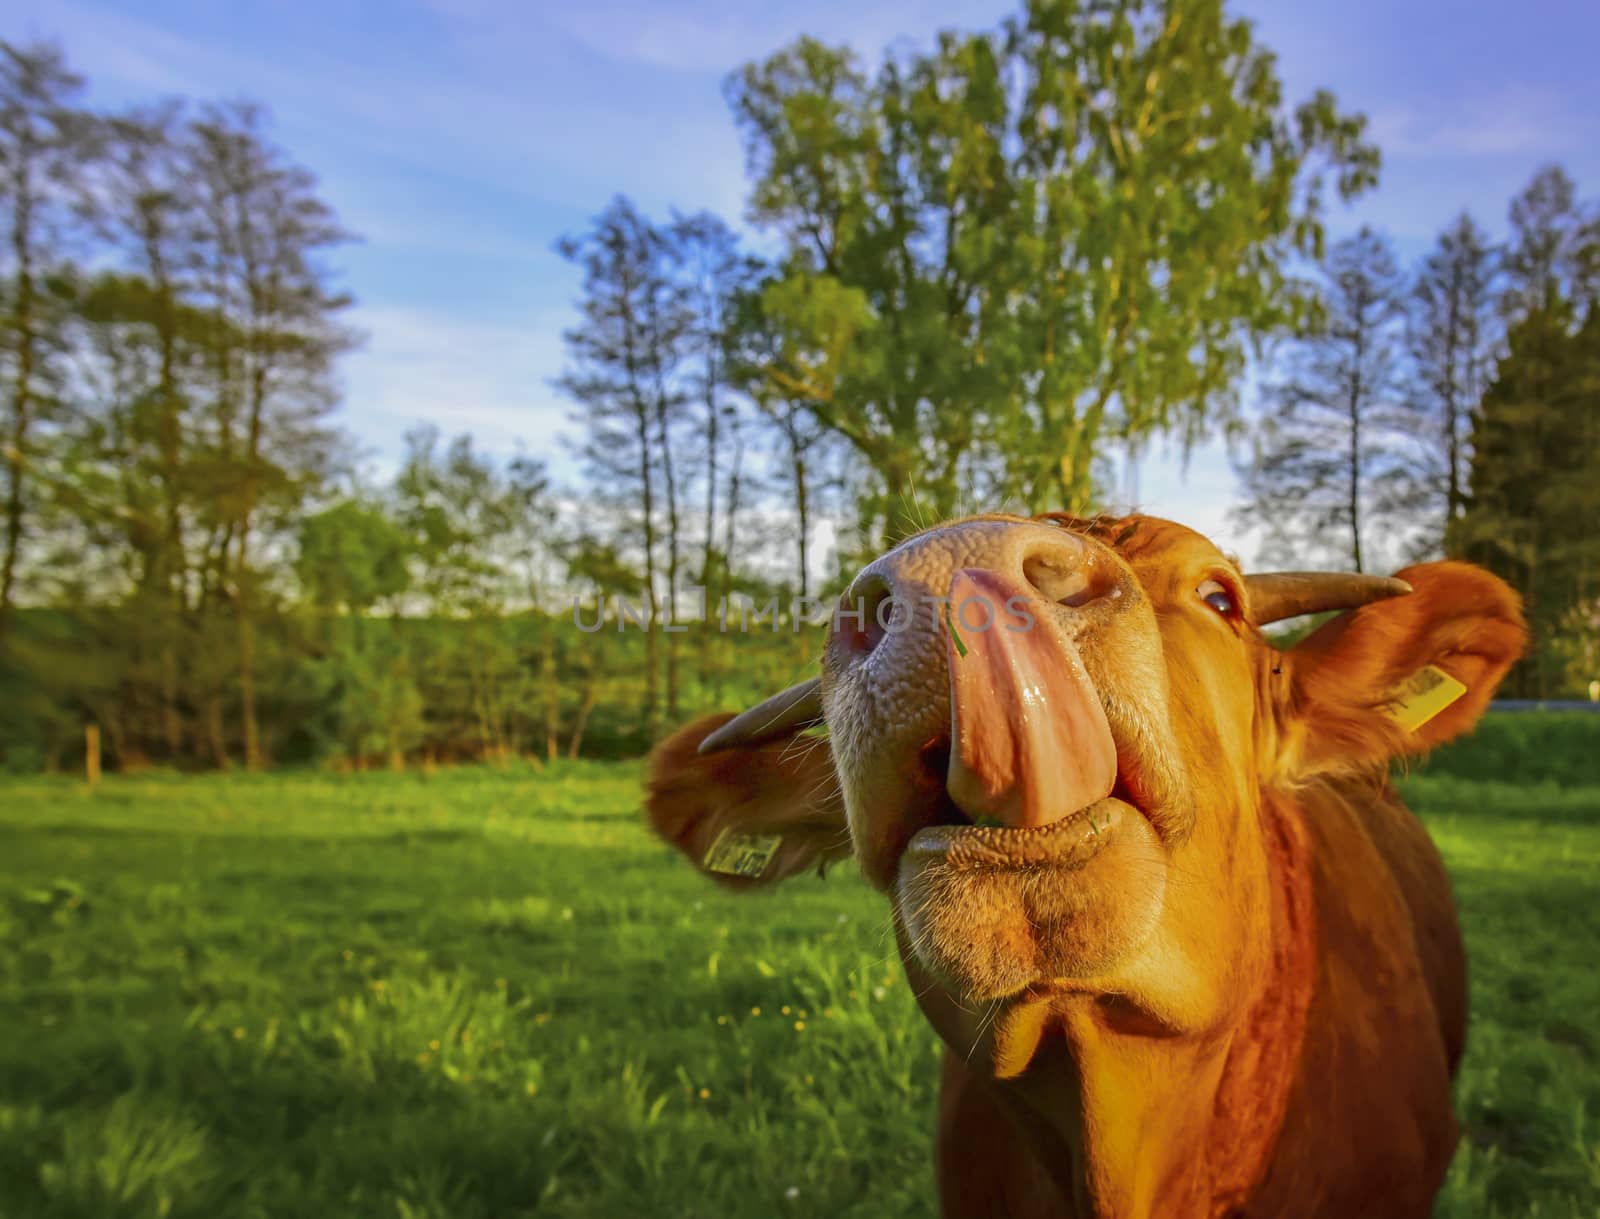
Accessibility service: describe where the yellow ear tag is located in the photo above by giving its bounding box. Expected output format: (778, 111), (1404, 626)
(1386, 665), (1468, 732)
(703, 827), (783, 879)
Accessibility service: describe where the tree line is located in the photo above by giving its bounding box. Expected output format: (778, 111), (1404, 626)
(2, 1), (1596, 772)
(1234, 169), (1599, 697)
(1, 42), (359, 768)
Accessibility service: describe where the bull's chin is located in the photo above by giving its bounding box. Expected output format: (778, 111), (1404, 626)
(894, 796), (1168, 1002)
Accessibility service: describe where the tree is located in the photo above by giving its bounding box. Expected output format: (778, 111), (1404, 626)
(395, 428), (520, 616)
(728, 0), (1377, 542)
(296, 499), (418, 767)
(1234, 228), (1410, 572)
(1456, 302), (1600, 697)
(0, 40), (94, 638)
(394, 428), (528, 761)
(88, 101), (205, 754)
(1502, 165), (1600, 321)
(1454, 166), (1600, 697)
(712, 399), (748, 705)
(557, 197), (691, 743)
(59, 270), (227, 760)
(1553, 596), (1600, 698)
(506, 454), (563, 761)
(1406, 212), (1497, 555)
(670, 211), (761, 699)
(0, 48), (388, 773)
(726, 273), (836, 602)
(186, 101), (354, 768)
(564, 535), (643, 758)
(296, 499), (410, 613)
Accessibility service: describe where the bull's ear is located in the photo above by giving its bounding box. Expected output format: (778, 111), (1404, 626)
(644, 714), (852, 890)
(1272, 561), (1527, 782)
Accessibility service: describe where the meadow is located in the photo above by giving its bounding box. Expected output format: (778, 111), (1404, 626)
(1, 752), (1597, 1218)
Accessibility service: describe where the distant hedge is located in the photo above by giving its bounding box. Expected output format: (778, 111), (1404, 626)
(1414, 711), (1600, 787)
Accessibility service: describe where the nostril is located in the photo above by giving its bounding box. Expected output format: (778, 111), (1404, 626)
(833, 573), (894, 657)
(1023, 547), (1097, 607)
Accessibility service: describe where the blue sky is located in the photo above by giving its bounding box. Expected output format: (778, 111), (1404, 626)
(7, 0), (1599, 562)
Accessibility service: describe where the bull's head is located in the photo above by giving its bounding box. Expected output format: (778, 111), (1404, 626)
(645, 513), (1524, 1212)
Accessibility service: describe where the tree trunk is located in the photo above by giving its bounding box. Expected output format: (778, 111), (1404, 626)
(1, 186), (37, 639)
(0, 400), (26, 639)
(84, 723), (102, 789)
(699, 391), (719, 707)
(237, 591), (261, 768)
(1349, 402), (1363, 574)
(1347, 330), (1366, 574)
(467, 622), (505, 762)
(203, 690), (230, 768)
(1443, 271), (1463, 529)
(541, 619), (559, 763)
(154, 261), (186, 759)
(567, 659), (600, 759)
(716, 411), (745, 707)
(236, 350), (267, 769)
(788, 420), (811, 602)
(636, 403), (661, 743)
(791, 433), (814, 665)
(658, 397), (682, 724)
(160, 645), (183, 759)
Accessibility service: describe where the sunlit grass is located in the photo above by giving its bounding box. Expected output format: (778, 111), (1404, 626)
(0, 766), (1595, 1217)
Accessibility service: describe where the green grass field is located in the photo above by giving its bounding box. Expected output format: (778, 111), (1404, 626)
(1, 765), (1596, 1219)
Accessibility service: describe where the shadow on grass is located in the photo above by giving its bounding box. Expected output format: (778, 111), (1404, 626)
(0, 1022), (564, 1219)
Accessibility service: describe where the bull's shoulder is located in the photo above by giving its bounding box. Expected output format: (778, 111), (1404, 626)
(1247, 779), (1464, 1216)
(1296, 776), (1466, 1069)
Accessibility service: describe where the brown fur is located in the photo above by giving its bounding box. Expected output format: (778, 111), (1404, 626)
(642, 515), (1525, 1217)
(644, 714), (851, 889)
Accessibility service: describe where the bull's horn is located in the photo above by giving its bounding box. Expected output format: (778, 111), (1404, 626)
(697, 677), (825, 755)
(1245, 571), (1412, 625)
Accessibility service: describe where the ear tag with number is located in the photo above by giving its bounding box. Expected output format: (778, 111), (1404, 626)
(703, 827), (783, 879)
(1385, 664), (1468, 732)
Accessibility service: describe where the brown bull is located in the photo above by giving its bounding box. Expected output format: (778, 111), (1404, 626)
(645, 514), (1526, 1219)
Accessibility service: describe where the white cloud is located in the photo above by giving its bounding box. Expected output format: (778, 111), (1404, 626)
(1369, 86), (1586, 161)
(340, 304), (578, 476)
(28, 0), (751, 221)
(334, 203), (557, 267)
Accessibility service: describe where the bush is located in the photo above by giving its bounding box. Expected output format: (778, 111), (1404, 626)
(1414, 711), (1600, 787)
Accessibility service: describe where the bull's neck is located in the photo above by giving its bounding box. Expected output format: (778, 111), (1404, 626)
(998, 796), (1316, 1219)
(1197, 792), (1317, 1213)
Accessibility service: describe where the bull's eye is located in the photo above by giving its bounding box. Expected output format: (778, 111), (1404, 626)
(1198, 578), (1239, 619)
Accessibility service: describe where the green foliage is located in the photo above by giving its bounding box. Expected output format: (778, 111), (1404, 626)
(1442, 166), (1600, 697)
(1412, 712), (1600, 789)
(6, 28), (1599, 773)
(297, 621), (424, 766)
(1, 39), (356, 772)
(396, 429), (529, 616)
(729, 0), (1378, 538)
(1241, 167), (1598, 684)
(1455, 303), (1600, 697)
(0, 769), (1595, 1217)
(1, 40), (97, 625)
(1551, 600), (1600, 695)
(5, 602), (828, 769)
(297, 501), (411, 613)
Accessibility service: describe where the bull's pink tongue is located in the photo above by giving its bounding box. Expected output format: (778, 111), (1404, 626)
(945, 569), (1117, 829)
